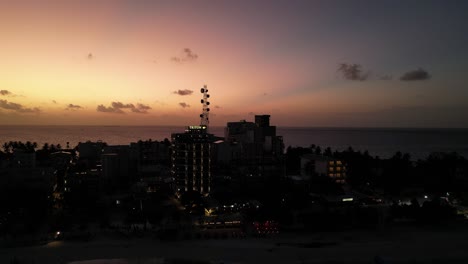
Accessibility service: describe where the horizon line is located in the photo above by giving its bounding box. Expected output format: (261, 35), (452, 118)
(0, 124), (468, 130)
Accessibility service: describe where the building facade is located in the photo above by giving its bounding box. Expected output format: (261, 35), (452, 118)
(301, 154), (346, 184)
(171, 125), (215, 195)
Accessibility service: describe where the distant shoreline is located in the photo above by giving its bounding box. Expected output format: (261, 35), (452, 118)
(1, 125), (468, 130)
(1, 126), (467, 160)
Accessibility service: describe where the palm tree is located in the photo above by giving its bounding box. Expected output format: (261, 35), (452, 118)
(42, 143), (49, 151)
(12, 141), (19, 150)
(315, 146), (322, 155)
(324, 147), (332, 157)
(2, 142), (10, 153)
(25, 141), (33, 152)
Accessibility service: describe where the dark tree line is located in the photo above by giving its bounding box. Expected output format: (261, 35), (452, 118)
(1, 141), (65, 154)
(286, 145), (468, 197)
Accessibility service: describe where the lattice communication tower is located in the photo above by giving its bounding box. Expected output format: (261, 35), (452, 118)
(199, 85), (210, 127)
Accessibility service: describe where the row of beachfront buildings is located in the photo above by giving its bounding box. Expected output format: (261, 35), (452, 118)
(0, 114), (347, 204)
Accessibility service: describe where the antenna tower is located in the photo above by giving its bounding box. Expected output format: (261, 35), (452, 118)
(199, 85), (210, 127)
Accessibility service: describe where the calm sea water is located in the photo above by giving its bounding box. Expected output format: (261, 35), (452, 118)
(1, 126), (467, 160)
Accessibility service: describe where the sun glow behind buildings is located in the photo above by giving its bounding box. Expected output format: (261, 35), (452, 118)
(0, 1), (467, 127)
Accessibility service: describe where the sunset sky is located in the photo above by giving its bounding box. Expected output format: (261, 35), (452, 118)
(1, 0), (467, 127)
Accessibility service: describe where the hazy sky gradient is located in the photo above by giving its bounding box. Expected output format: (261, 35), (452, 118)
(1, 0), (467, 127)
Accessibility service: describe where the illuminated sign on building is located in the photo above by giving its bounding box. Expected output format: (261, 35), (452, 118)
(188, 125), (207, 130)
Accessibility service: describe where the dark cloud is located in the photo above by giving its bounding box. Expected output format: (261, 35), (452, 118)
(112, 102), (135, 109)
(96, 104), (124, 114)
(214, 105), (221, 109)
(0, 99), (40, 113)
(337, 63), (369, 81)
(0, 90), (12, 96)
(131, 103), (152, 114)
(65, 104), (83, 110)
(87, 53), (94, 60)
(173, 89), (193, 96)
(97, 102), (152, 114)
(179, 102), (190, 108)
(171, 48), (199, 63)
(183, 48), (198, 60)
(52, 100), (58, 104)
(171, 57), (181, 63)
(400, 68), (431, 81)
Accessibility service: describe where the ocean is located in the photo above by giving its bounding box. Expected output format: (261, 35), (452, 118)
(1, 126), (467, 160)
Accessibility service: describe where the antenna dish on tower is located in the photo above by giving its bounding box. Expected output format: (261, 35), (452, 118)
(200, 85), (210, 128)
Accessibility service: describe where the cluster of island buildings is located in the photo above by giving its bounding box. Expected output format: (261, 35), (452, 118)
(0, 113), (346, 203)
(5, 86), (462, 242)
(0, 87), (352, 237)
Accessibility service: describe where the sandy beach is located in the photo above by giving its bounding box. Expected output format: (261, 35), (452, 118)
(2, 223), (468, 264)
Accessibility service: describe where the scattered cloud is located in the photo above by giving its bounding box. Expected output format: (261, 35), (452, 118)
(337, 63), (369, 81)
(400, 68), (431, 81)
(87, 53), (94, 60)
(170, 57), (181, 63)
(65, 104), (83, 111)
(248, 112), (255, 115)
(179, 102), (190, 108)
(183, 48), (198, 60)
(97, 101), (152, 114)
(215, 105), (221, 109)
(0, 90), (12, 96)
(97, 104), (124, 114)
(112, 102), (135, 109)
(173, 89), (193, 96)
(171, 48), (199, 63)
(131, 103), (152, 114)
(0, 99), (40, 113)
(52, 100), (57, 104)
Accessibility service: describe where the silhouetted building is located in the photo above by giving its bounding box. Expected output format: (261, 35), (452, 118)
(224, 115), (284, 175)
(217, 115), (284, 199)
(255, 114), (270, 128)
(64, 167), (100, 206)
(12, 149), (36, 168)
(50, 151), (73, 190)
(0, 167), (54, 193)
(77, 141), (106, 165)
(129, 140), (171, 181)
(102, 145), (132, 188)
(171, 125), (215, 195)
(225, 115), (283, 158)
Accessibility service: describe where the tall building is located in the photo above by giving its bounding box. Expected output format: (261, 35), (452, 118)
(222, 115), (284, 183)
(171, 85), (215, 196)
(225, 115), (284, 163)
(171, 125), (215, 195)
(102, 145), (132, 187)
